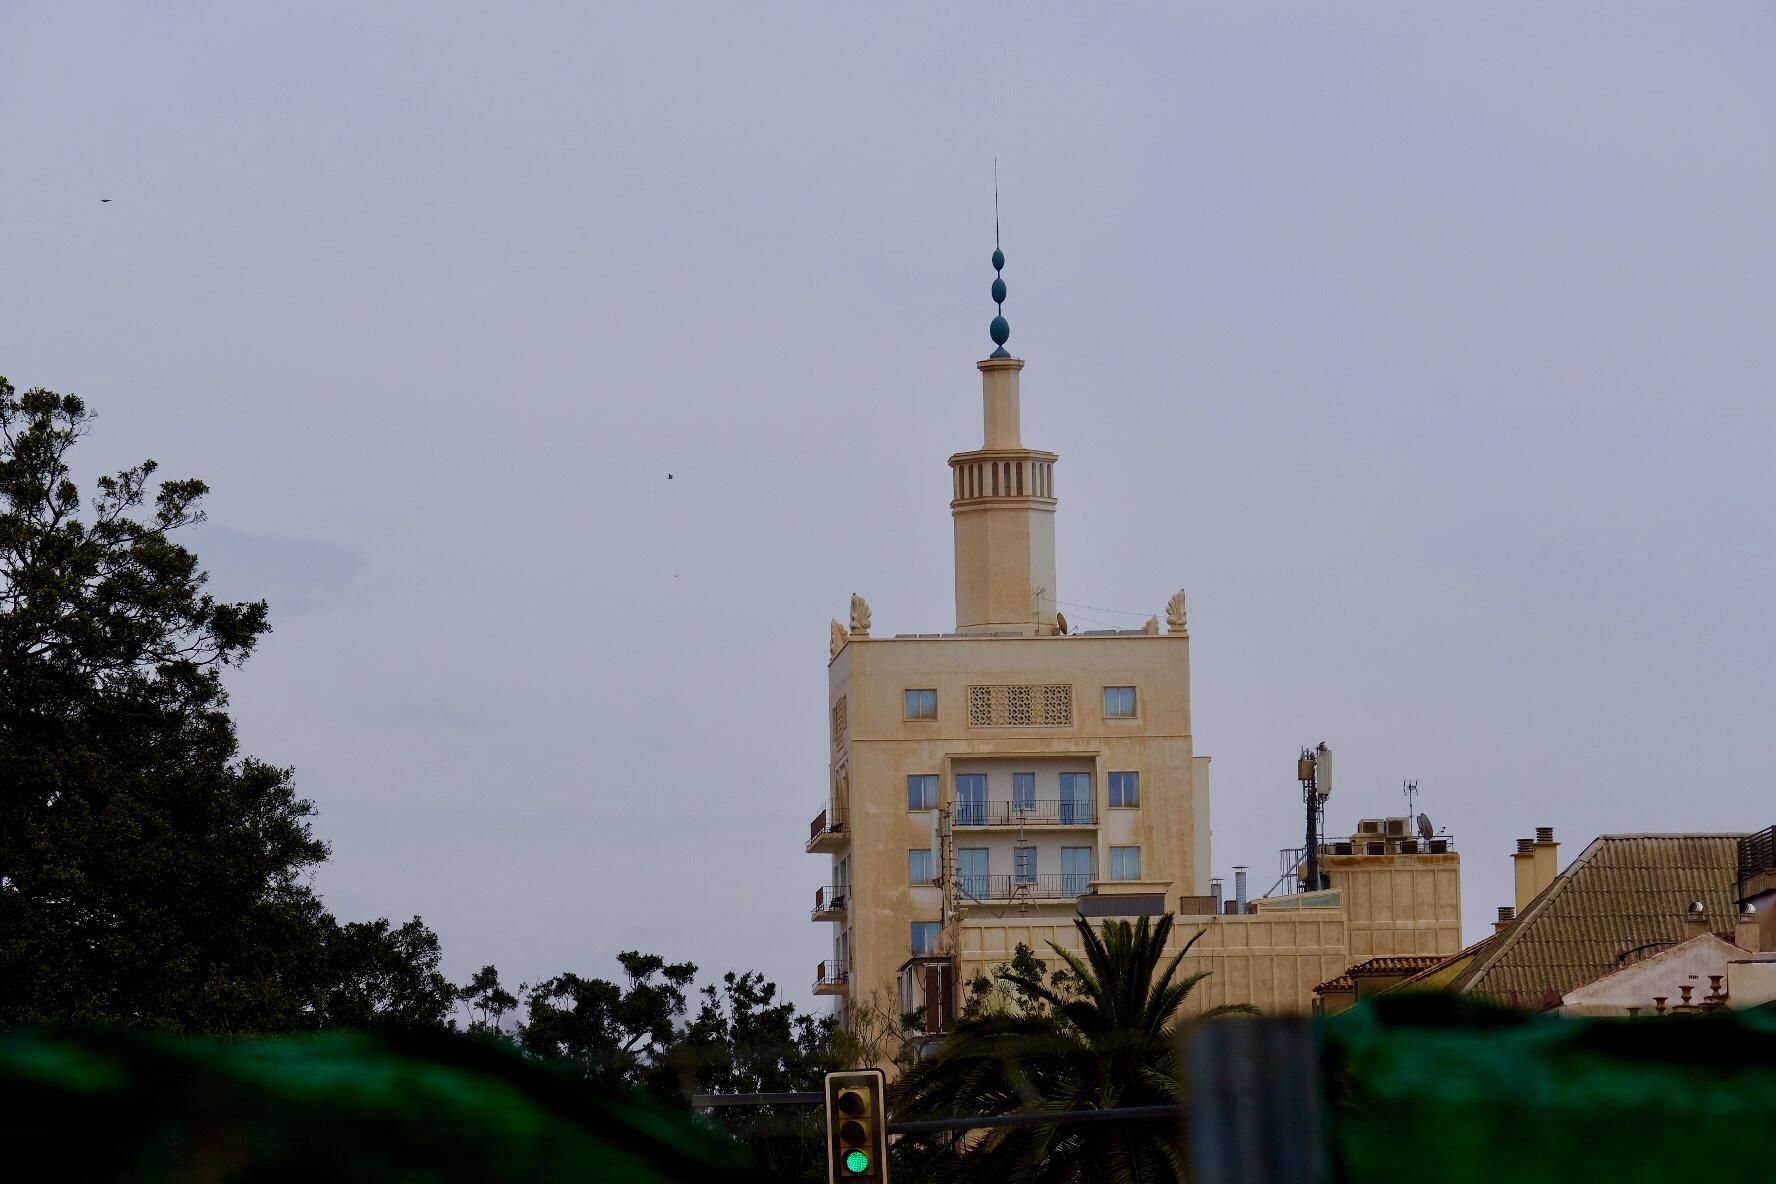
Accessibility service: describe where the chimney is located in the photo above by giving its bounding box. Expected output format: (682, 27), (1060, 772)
(1737, 904), (1760, 951)
(1209, 877), (1224, 916)
(1233, 867), (1248, 914)
(1512, 839), (1537, 913)
(1495, 905), (1515, 933)
(1531, 827), (1560, 901)
(1684, 901), (1709, 941)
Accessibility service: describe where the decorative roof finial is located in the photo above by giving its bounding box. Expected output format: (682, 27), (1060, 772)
(989, 161), (1010, 358)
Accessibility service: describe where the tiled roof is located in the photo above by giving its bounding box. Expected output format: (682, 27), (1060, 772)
(1448, 834), (1744, 1008)
(1381, 936), (1496, 995)
(1315, 955), (1444, 995)
(1348, 955), (1445, 977)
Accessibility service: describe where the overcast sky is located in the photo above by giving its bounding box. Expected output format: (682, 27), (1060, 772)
(4, 4), (1773, 1009)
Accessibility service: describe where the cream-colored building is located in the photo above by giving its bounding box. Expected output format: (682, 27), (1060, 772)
(809, 253), (1460, 1047)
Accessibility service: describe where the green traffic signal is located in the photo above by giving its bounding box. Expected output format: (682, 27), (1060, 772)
(845, 1150), (871, 1174)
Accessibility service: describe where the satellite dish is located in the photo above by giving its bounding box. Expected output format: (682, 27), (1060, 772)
(1417, 813), (1434, 842)
(1055, 612), (1069, 635)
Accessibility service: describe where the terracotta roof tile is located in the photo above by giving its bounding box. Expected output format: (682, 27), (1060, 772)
(1313, 974), (1353, 995)
(1347, 955), (1445, 977)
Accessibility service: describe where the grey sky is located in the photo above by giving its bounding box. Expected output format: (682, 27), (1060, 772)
(4, 4), (1773, 1007)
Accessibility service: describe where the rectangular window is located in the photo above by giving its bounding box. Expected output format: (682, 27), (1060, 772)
(907, 774), (938, 810)
(1103, 686), (1137, 719)
(908, 848), (935, 885)
(1014, 846), (1037, 883)
(1108, 771), (1140, 808)
(911, 921), (942, 955)
(1012, 772), (1036, 811)
(959, 848), (990, 900)
(1059, 772), (1092, 825)
(1110, 846), (1142, 881)
(904, 689), (938, 720)
(1061, 847), (1093, 896)
(956, 773), (988, 827)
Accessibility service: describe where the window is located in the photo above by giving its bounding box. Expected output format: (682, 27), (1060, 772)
(911, 921), (942, 955)
(1059, 772), (1092, 825)
(1108, 771), (1140, 808)
(904, 688), (938, 720)
(1110, 846), (1142, 881)
(909, 848), (935, 885)
(1014, 846), (1037, 883)
(1012, 772), (1036, 812)
(956, 773), (988, 827)
(959, 849), (990, 899)
(907, 774), (938, 810)
(1103, 686), (1137, 719)
(1061, 847), (1093, 896)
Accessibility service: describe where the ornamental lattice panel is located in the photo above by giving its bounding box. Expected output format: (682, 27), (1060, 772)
(967, 684), (1073, 727)
(830, 696), (847, 752)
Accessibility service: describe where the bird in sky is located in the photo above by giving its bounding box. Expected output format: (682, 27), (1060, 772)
(100, 199), (111, 203)
(667, 473), (673, 479)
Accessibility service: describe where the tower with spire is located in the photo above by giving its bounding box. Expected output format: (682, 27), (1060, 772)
(949, 244), (1062, 636)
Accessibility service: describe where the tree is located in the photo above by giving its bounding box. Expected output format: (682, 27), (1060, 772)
(0, 379), (444, 1031)
(517, 951), (699, 1090)
(315, 915), (458, 1029)
(664, 970), (842, 1183)
(959, 941), (1079, 1022)
(893, 914), (1255, 1184)
(459, 964), (519, 1035)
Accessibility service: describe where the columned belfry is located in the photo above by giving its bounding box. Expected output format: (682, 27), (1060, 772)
(949, 245), (1060, 636)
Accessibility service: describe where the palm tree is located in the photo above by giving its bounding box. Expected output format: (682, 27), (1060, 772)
(892, 913), (1253, 1184)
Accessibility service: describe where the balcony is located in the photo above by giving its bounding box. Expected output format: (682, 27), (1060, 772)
(953, 799), (1097, 828)
(955, 872), (1095, 903)
(811, 885), (848, 923)
(814, 960), (849, 996)
(806, 801), (849, 853)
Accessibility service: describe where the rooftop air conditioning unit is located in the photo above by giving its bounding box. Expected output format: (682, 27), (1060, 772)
(1398, 840), (1419, 855)
(1334, 842), (1353, 856)
(1386, 819), (1407, 837)
(1366, 842), (1385, 856)
(1358, 820), (1382, 834)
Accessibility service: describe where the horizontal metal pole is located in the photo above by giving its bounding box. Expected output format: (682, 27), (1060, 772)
(890, 1104), (1187, 1135)
(690, 1092), (823, 1107)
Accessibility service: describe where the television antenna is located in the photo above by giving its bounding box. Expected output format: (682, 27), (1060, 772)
(1402, 778), (1420, 819)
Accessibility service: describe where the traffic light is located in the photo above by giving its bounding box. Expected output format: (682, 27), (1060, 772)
(824, 1068), (889, 1183)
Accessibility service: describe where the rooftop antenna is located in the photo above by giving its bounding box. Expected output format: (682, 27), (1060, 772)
(1297, 744), (1331, 892)
(1402, 778), (1420, 819)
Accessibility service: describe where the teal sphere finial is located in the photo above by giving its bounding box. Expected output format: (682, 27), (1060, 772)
(989, 245), (1010, 358)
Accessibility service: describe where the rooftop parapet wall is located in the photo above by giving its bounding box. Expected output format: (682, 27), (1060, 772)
(953, 911), (1349, 1017)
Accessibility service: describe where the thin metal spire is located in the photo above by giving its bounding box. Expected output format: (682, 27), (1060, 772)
(989, 160), (1010, 358)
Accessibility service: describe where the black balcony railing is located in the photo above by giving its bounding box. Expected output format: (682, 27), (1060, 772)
(815, 960), (848, 986)
(956, 872), (1094, 902)
(953, 799), (1097, 827)
(812, 885), (848, 920)
(807, 801), (848, 849)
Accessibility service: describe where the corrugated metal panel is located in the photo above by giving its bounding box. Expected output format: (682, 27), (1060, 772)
(1460, 834), (1743, 1005)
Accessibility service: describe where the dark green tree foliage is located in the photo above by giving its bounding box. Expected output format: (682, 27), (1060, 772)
(315, 916), (458, 1030)
(0, 380), (448, 1031)
(460, 964), (519, 1034)
(894, 914), (1255, 1184)
(666, 971), (842, 1183)
(518, 952), (699, 1090)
